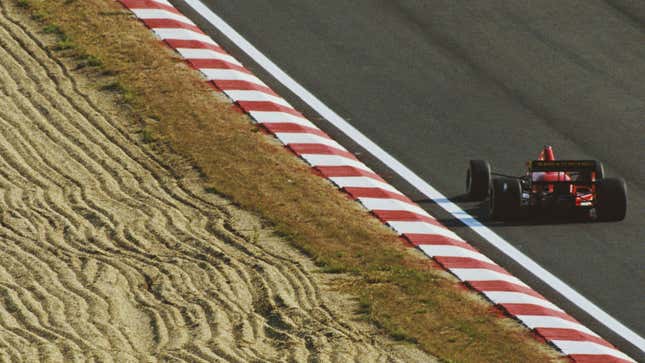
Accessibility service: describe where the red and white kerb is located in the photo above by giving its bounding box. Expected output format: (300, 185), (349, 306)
(117, 1), (635, 362)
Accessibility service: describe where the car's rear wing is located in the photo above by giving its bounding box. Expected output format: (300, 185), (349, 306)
(529, 160), (597, 172)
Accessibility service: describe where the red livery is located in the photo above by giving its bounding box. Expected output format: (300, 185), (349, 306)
(466, 146), (627, 221)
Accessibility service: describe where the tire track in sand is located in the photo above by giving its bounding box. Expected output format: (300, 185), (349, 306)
(0, 2), (435, 362)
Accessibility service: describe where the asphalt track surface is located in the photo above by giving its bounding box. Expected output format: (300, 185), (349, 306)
(173, 0), (645, 358)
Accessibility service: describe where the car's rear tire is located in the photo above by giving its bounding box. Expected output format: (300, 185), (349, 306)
(490, 177), (522, 220)
(593, 160), (604, 180)
(467, 160), (491, 201)
(596, 178), (626, 221)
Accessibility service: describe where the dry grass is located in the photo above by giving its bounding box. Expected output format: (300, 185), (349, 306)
(18, 0), (565, 361)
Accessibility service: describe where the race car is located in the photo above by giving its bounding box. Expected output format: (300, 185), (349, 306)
(466, 146), (627, 221)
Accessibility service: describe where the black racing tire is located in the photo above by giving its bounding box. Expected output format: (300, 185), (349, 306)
(596, 178), (627, 221)
(467, 160), (491, 201)
(593, 160), (604, 180)
(489, 177), (523, 220)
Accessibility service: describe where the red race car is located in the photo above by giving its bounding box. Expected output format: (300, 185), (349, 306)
(466, 146), (627, 221)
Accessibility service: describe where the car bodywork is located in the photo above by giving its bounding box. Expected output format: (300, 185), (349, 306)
(522, 159), (600, 213)
(467, 146), (627, 221)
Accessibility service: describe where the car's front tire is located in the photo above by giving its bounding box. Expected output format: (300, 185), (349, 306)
(596, 178), (627, 221)
(467, 160), (491, 201)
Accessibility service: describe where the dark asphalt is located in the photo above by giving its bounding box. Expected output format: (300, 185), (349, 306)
(174, 0), (644, 357)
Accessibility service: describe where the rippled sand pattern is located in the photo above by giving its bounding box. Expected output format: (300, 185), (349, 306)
(0, 3), (432, 362)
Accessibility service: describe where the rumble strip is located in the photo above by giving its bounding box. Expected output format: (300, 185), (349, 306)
(116, 1), (634, 361)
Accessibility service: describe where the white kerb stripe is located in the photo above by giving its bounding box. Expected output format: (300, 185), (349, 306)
(275, 133), (343, 149)
(300, 154), (371, 172)
(357, 197), (428, 216)
(329, 176), (402, 195)
(450, 268), (527, 287)
(131, 9), (195, 25)
(224, 90), (292, 107)
(418, 245), (495, 264)
(483, 291), (563, 312)
(249, 111), (314, 128)
(152, 28), (216, 45)
(176, 48), (242, 66)
(388, 221), (460, 240)
(200, 69), (267, 87)
(518, 315), (599, 337)
(551, 340), (635, 362)
(152, 0), (173, 5)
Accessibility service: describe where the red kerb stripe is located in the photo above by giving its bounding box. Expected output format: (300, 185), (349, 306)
(262, 123), (328, 137)
(567, 354), (632, 363)
(316, 166), (383, 180)
(344, 187), (414, 203)
(500, 303), (577, 322)
(535, 328), (615, 348)
(164, 39), (225, 52)
(212, 80), (277, 95)
(405, 234), (474, 250)
(434, 256), (507, 273)
(119, 0), (181, 14)
(142, 18), (202, 33)
(187, 59), (251, 74)
(371, 210), (437, 224)
(237, 101), (304, 118)
(468, 281), (545, 299)
(288, 144), (354, 159)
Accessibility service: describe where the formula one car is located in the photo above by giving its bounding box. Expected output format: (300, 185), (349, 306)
(466, 146), (627, 221)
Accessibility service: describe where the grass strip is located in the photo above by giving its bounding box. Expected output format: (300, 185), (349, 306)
(18, 0), (564, 361)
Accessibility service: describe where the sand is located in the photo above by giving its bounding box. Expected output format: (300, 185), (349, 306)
(0, 2), (435, 362)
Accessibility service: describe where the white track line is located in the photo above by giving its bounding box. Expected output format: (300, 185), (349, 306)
(184, 0), (644, 353)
